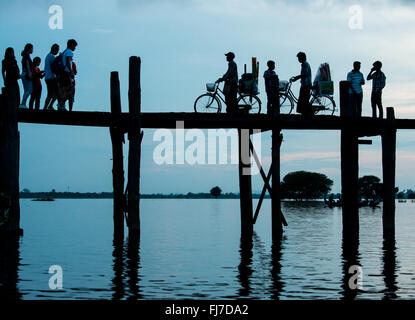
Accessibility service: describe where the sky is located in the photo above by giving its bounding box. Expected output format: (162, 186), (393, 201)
(1, 0), (415, 194)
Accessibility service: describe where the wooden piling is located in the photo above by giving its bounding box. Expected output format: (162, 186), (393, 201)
(110, 72), (125, 240)
(271, 130), (283, 239)
(382, 107), (396, 235)
(127, 56), (142, 237)
(340, 81), (359, 236)
(0, 85), (21, 235)
(238, 128), (253, 238)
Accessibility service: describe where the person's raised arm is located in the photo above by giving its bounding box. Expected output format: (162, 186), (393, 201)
(1, 62), (6, 84)
(367, 68), (375, 81)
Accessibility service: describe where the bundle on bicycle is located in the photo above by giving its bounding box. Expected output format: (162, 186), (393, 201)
(279, 62), (336, 116)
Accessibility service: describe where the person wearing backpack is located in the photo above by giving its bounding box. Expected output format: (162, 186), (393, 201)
(57, 39), (78, 111)
(43, 44), (60, 110)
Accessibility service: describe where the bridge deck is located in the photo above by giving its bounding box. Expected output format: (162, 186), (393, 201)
(16, 109), (415, 131)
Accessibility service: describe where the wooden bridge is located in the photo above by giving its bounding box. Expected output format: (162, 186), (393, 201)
(1, 56), (414, 243)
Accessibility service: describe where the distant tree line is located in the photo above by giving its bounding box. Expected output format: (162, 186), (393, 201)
(19, 172), (404, 201)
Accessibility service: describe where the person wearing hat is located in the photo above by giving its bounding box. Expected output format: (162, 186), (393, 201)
(216, 52), (238, 113)
(367, 61), (386, 118)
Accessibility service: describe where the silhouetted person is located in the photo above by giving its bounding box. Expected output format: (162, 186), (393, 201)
(20, 43), (34, 109)
(57, 39), (78, 111)
(291, 52), (312, 116)
(367, 61), (386, 118)
(29, 57), (44, 110)
(44, 44), (60, 110)
(347, 61), (365, 117)
(69, 61), (77, 112)
(216, 52), (238, 113)
(2, 47), (21, 106)
(264, 60), (279, 116)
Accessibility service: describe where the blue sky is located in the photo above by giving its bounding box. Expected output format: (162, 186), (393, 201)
(1, 0), (415, 194)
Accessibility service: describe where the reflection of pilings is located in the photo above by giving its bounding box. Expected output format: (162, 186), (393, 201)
(126, 232), (142, 299)
(270, 237), (284, 300)
(341, 233), (360, 301)
(382, 233), (398, 300)
(0, 235), (21, 300)
(111, 237), (125, 300)
(237, 235), (253, 297)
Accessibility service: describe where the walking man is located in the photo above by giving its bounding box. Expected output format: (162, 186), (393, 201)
(291, 52), (312, 116)
(216, 52), (238, 113)
(44, 44), (59, 110)
(264, 60), (279, 116)
(347, 61), (365, 117)
(367, 61), (386, 118)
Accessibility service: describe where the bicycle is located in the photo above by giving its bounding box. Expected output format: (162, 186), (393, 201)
(279, 78), (336, 115)
(194, 82), (261, 114)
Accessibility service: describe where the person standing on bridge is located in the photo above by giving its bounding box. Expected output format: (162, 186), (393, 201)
(57, 39), (78, 112)
(20, 43), (34, 109)
(44, 44), (60, 110)
(291, 52), (312, 117)
(367, 61), (386, 119)
(216, 52), (238, 113)
(2, 47), (21, 107)
(347, 61), (365, 117)
(29, 57), (45, 110)
(264, 60), (279, 116)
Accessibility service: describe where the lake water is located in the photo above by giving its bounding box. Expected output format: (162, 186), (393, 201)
(1, 199), (414, 300)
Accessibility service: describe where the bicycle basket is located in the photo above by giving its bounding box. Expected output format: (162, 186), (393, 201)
(279, 80), (289, 92)
(206, 83), (216, 92)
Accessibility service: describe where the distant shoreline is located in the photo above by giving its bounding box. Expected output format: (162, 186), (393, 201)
(19, 192), (270, 200)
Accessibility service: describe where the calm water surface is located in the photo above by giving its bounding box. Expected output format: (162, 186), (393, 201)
(1, 199), (415, 300)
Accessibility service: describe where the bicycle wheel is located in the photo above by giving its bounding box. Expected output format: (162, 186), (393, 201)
(194, 94), (221, 113)
(279, 93), (294, 114)
(237, 94), (261, 114)
(310, 95), (336, 116)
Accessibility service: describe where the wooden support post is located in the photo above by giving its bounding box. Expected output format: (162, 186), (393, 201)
(127, 57), (142, 237)
(340, 81), (359, 237)
(382, 107), (396, 235)
(0, 85), (21, 235)
(110, 72), (125, 240)
(271, 130), (283, 239)
(238, 128), (253, 238)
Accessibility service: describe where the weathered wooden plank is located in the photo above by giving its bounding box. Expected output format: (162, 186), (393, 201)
(0, 85), (21, 234)
(340, 81), (359, 237)
(127, 57), (141, 237)
(110, 72), (125, 240)
(238, 129), (253, 238)
(272, 131), (283, 239)
(17, 110), (415, 130)
(382, 107), (396, 235)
